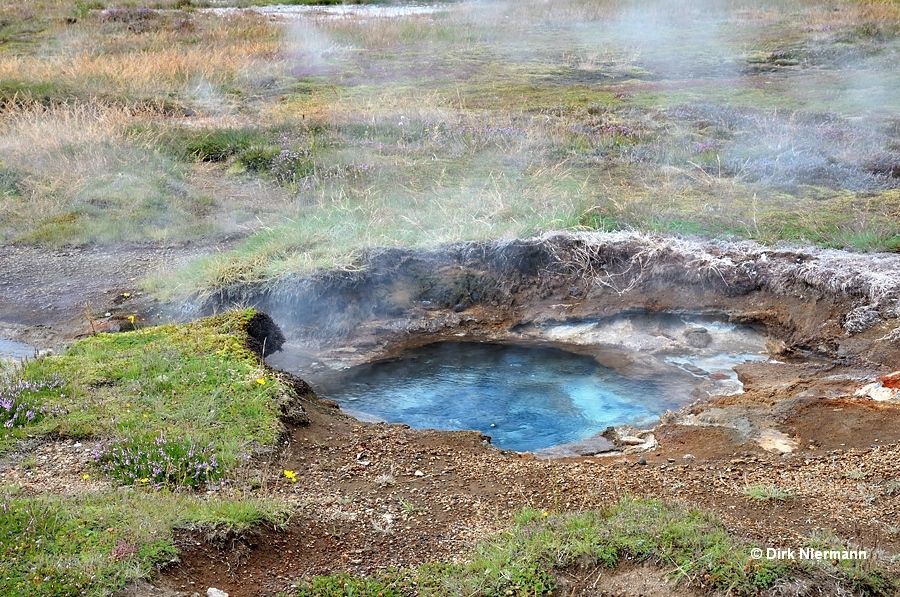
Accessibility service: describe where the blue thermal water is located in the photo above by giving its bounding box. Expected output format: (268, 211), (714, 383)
(313, 342), (683, 452)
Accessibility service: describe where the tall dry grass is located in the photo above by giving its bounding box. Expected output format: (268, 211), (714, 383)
(0, 11), (285, 108)
(0, 103), (216, 244)
(0, 7), (295, 244)
(0, 104), (139, 181)
(1, 0), (898, 286)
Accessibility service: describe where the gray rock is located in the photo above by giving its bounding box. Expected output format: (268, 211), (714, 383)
(637, 456), (647, 465)
(532, 435), (616, 459)
(207, 589), (229, 597)
(683, 327), (712, 348)
(680, 363), (710, 376)
(843, 306), (880, 334)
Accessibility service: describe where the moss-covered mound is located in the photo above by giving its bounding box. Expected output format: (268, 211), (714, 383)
(3, 308), (306, 485)
(0, 309), (307, 596)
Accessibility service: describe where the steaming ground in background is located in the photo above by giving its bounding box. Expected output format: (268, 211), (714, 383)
(2, 1), (900, 596)
(1, 0), (899, 301)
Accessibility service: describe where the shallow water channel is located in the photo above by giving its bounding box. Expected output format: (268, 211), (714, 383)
(271, 314), (771, 452)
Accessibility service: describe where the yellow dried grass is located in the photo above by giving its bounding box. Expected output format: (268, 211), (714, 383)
(0, 43), (281, 97)
(0, 104), (145, 196)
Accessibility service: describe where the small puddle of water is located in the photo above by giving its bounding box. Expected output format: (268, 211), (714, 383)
(0, 338), (37, 361)
(205, 3), (449, 20)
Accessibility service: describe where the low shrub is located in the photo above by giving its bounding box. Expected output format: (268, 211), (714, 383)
(93, 432), (221, 490)
(0, 375), (66, 430)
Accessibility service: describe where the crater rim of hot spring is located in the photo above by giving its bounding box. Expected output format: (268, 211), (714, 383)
(269, 315), (772, 453)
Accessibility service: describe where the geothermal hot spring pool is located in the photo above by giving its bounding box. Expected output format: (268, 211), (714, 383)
(269, 314), (771, 453)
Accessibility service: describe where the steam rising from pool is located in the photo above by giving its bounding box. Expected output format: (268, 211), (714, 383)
(311, 342), (674, 452)
(268, 313), (771, 453)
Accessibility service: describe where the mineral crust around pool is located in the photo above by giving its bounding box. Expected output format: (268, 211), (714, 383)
(229, 232), (900, 374)
(238, 231), (900, 458)
(291, 313), (772, 453)
(855, 370), (900, 401)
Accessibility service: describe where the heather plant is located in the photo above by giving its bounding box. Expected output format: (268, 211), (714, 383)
(148, 125), (320, 187)
(0, 375), (66, 430)
(93, 432), (221, 490)
(266, 145), (315, 184)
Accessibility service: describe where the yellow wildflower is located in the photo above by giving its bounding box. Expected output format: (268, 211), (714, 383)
(256, 378), (266, 386)
(283, 470), (298, 483)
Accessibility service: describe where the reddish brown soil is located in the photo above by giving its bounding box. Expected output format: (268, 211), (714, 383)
(781, 398), (900, 451)
(152, 383), (900, 597)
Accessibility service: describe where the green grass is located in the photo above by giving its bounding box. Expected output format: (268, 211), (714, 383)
(290, 498), (897, 597)
(292, 573), (403, 597)
(0, 485), (288, 597)
(0, 162), (24, 198)
(0, 80), (83, 109)
(0, 308), (301, 596)
(1, 309), (288, 466)
(743, 484), (794, 502)
(437, 501), (785, 596)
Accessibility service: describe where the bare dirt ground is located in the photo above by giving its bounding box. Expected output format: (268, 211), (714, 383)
(0, 241), (215, 350)
(151, 385), (900, 597)
(2, 234), (900, 596)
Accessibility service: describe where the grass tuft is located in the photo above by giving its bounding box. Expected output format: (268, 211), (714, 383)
(743, 484), (794, 502)
(0, 485), (287, 597)
(293, 499), (896, 597)
(435, 500), (784, 596)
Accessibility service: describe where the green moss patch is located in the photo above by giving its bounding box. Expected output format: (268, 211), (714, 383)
(3, 309), (292, 479)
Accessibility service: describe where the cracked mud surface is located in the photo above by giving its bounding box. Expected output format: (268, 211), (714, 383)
(2, 232), (900, 596)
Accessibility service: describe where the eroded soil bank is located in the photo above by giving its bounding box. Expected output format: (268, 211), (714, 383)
(138, 231), (900, 595)
(211, 232), (900, 370)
